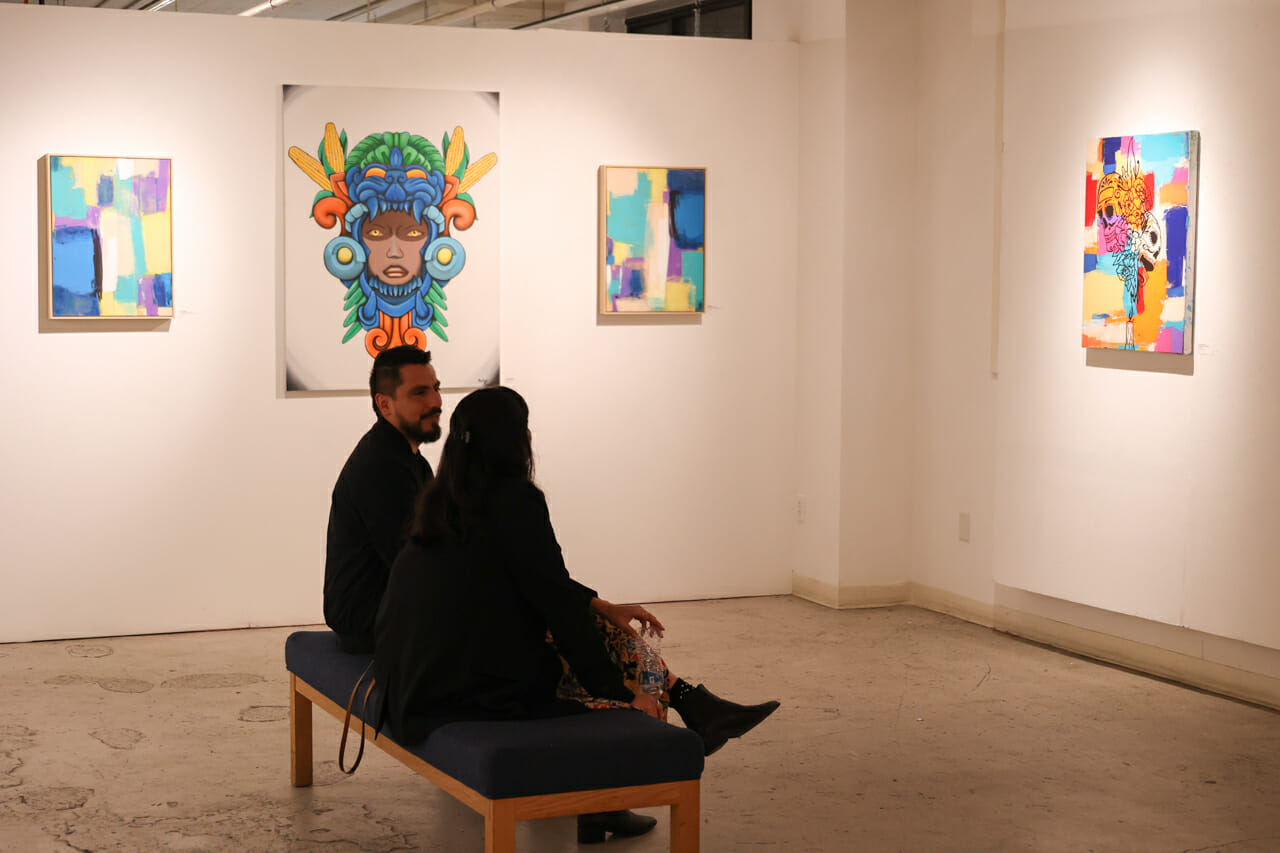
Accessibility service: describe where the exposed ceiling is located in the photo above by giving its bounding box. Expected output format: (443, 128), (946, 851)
(0, 0), (686, 29)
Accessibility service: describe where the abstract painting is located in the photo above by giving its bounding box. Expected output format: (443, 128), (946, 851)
(45, 155), (172, 318)
(600, 166), (705, 314)
(1083, 131), (1199, 353)
(283, 86), (500, 392)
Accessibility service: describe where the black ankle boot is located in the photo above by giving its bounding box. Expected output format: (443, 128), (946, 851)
(576, 810), (658, 844)
(668, 679), (780, 756)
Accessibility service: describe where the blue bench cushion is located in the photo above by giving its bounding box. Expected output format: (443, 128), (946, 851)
(286, 630), (704, 799)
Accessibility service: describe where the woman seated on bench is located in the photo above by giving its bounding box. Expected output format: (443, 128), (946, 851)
(374, 386), (778, 844)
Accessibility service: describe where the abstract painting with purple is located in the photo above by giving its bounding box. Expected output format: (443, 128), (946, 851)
(46, 156), (173, 318)
(1083, 131), (1198, 352)
(600, 167), (705, 314)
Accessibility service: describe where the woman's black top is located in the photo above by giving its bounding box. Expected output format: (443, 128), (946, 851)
(373, 480), (634, 744)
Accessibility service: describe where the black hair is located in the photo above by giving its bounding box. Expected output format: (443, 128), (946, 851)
(411, 386), (534, 544)
(369, 346), (432, 417)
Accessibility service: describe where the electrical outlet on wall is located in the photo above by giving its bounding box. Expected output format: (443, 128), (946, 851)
(958, 512), (971, 543)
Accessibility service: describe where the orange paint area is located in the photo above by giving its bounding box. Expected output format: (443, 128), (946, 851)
(1130, 260), (1169, 348)
(364, 312), (428, 357)
(1159, 180), (1188, 206)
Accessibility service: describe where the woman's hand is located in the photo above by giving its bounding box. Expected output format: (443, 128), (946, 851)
(631, 692), (662, 719)
(591, 599), (665, 639)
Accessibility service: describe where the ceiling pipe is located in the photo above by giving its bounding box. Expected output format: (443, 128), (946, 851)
(515, 0), (657, 30)
(327, 0), (401, 22)
(239, 0), (288, 15)
(414, 0), (525, 26)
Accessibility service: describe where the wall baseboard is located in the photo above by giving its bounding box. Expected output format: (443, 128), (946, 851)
(791, 573), (911, 610)
(992, 603), (1280, 712)
(908, 582), (995, 628)
(792, 577), (1280, 712)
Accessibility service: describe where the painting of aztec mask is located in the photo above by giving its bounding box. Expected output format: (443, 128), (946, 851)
(283, 87), (499, 392)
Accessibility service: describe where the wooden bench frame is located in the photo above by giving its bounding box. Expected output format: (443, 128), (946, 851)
(290, 673), (701, 852)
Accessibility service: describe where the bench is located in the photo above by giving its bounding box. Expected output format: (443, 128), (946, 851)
(286, 630), (705, 852)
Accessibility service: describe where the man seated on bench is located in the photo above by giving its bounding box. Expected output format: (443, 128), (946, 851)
(325, 348), (778, 843)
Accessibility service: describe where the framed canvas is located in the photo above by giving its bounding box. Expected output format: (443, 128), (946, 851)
(1083, 131), (1199, 353)
(44, 155), (173, 318)
(283, 85), (499, 392)
(599, 166), (705, 315)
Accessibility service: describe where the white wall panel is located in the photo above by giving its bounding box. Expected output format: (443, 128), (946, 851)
(0, 5), (798, 641)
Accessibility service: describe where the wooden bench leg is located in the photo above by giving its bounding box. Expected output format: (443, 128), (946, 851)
(670, 780), (700, 853)
(484, 799), (516, 853)
(290, 674), (313, 787)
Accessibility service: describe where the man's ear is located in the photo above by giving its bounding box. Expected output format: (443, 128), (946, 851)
(374, 393), (393, 419)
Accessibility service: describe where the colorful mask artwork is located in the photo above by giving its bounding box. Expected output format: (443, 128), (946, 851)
(289, 127), (495, 354)
(283, 86), (499, 392)
(600, 167), (705, 314)
(45, 155), (172, 318)
(1083, 131), (1199, 353)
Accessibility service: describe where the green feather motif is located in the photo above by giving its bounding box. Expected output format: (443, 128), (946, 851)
(342, 282), (365, 310)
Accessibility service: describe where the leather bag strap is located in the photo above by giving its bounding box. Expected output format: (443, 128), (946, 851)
(338, 660), (377, 775)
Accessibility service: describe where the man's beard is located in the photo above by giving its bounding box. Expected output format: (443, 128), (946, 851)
(400, 411), (443, 444)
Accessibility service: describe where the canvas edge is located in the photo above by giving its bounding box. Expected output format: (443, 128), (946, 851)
(1181, 130), (1201, 355)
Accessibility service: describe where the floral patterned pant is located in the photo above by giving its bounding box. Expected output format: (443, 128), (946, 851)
(553, 614), (670, 721)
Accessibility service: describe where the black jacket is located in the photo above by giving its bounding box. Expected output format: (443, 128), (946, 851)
(324, 418), (432, 653)
(373, 480), (634, 744)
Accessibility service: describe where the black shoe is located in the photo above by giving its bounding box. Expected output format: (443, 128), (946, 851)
(576, 810), (658, 844)
(669, 681), (780, 756)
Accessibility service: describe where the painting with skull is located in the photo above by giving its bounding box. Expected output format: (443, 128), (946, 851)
(1083, 131), (1199, 353)
(282, 85), (499, 391)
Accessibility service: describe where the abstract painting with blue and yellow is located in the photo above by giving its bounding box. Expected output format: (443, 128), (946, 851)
(1083, 132), (1198, 352)
(46, 155), (172, 318)
(600, 167), (705, 314)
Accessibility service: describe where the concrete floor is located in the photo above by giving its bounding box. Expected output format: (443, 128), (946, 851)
(2, 596), (1279, 852)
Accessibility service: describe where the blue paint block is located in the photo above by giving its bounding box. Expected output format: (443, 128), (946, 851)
(670, 191), (704, 250)
(1084, 253), (1098, 274)
(625, 267), (645, 299)
(97, 174), (114, 207)
(682, 250), (704, 310)
(52, 288), (99, 316)
(1164, 206), (1189, 293)
(152, 272), (172, 308)
(1135, 132), (1188, 167)
(49, 158), (89, 220)
(607, 172), (652, 245)
(115, 274), (138, 305)
(667, 169), (705, 250)
(1100, 137), (1122, 172)
(51, 227), (100, 317)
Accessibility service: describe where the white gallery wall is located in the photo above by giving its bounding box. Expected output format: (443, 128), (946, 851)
(994, 0), (1280, 652)
(788, 0), (1280, 691)
(791, 18), (846, 598)
(908, 0), (1002, 608)
(838, 0), (918, 596)
(0, 4), (799, 642)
